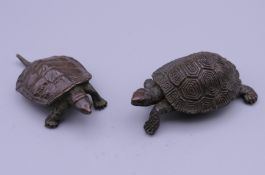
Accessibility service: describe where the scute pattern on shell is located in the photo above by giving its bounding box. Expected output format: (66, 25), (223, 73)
(16, 56), (92, 105)
(152, 52), (241, 114)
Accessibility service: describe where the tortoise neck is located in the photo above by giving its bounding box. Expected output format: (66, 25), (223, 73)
(145, 79), (164, 103)
(149, 83), (164, 103)
(68, 85), (87, 104)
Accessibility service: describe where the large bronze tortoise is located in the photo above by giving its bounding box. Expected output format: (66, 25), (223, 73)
(132, 52), (258, 135)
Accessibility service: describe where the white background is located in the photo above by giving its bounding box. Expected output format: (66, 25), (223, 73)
(0, 0), (264, 175)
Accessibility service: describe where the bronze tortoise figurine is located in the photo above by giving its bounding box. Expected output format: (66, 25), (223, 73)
(131, 52), (258, 135)
(16, 54), (107, 128)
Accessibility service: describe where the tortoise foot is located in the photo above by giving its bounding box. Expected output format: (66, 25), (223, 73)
(144, 117), (160, 135)
(94, 98), (107, 110)
(243, 93), (258, 104)
(240, 85), (258, 105)
(45, 117), (60, 129)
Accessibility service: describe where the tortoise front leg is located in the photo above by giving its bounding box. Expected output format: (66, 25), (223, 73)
(45, 99), (70, 128)
(84, 83), (107, 110)
(144, 99), (173, 135)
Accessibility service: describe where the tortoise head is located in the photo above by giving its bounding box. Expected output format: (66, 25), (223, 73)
(131, 88), (153, 106)
(69, 86), (92, 114)
(74, 96), (92, 114)
(131, 79), (163, 106)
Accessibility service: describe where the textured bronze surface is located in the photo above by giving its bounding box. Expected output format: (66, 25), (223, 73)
(131, 52), (258, 135)
(16, 54), (107, 128)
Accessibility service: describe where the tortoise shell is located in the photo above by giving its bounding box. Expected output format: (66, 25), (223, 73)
(16, 56), (92, 105)
(152, 52), (242, 114)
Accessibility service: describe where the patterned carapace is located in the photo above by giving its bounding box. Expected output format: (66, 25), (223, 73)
(152, 52), (241, 114)
(17, 56), (92, 105)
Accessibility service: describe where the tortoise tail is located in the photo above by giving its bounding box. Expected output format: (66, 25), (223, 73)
(16, 54), (31, 67)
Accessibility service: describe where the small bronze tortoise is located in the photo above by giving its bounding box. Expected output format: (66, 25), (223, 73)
(16, 54), (107, 128)
(131, 52), (258, 135)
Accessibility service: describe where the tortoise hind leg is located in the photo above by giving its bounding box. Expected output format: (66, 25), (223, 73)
(45, 99), (70, 128)
(144, 100), (173, 135)
(84, 83), (107, 110)
(239, 84), (258, 105)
